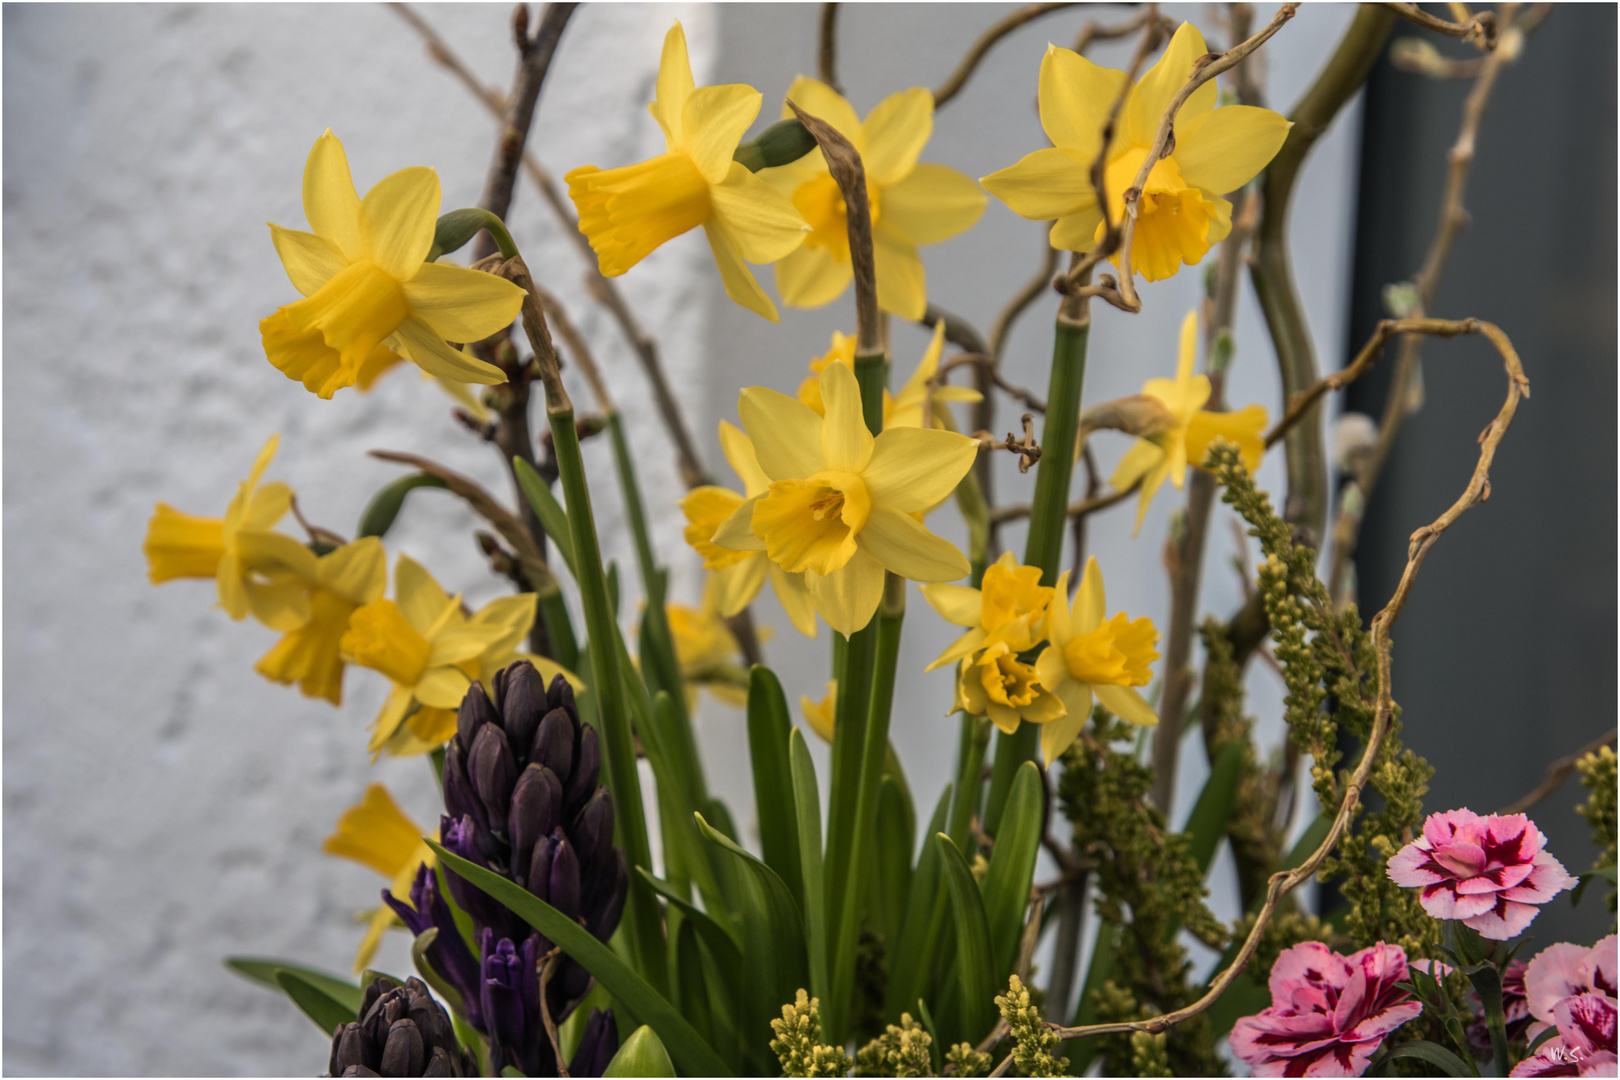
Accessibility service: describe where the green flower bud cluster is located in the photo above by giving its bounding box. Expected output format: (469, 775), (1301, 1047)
(855, 1014), (933, 1078)
(771, 990), (854, 1078)
(1229, 908), (1333, 978)
(1129, 1031), (1173, 1078)
(995, 976), (1068, 1077)
(944, 1042), (992, 1077)
(1577, 746), (1617, 915)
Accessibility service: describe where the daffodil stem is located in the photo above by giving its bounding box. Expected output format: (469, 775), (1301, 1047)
(948, 713), (991, 849)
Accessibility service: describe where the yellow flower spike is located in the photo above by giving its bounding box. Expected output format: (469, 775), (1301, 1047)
(1035, 557), (1161, 762)
(322, 783), (436, 972)
(763, 78), (986, 319)
(566, 22), (809, 321)
(801, 681), (838, 743)
(261, 130), (525, 398)
(981, 25), (1291, 282)
(255, 536), (387, 705)
(1109, 310), (1269, 533)
(920, 551), (1054, 672)
(711, 361), (978, 636)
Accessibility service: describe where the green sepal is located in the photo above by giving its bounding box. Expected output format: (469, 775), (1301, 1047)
(225, 957), (363, 1013)
(274, 967), (359, 1034)
(356, 473), (448, 539)
(428, 207), (517, 261)
(603, 1025), (678, 1077)
(733, 118), (817, 172)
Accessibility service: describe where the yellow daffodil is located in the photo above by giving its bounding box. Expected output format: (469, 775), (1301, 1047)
(348, 346), (495, 422)
(797, 323), (981, 431)
(665, 579), (751, 709)
(1111, 310), (1268, 532)
(981, 25), (1290, 282)
(710, 361), (978, 636)
(953, 639), (1067, 735)
(920, 551), (1055, 670)
(260, 131), (525, 399)
(341, 555), (547, 756)
(680, 421), (818, 637)
(762, 78), (986, 319)
(800, 681), (837, 743)
(322, 783), (436, 972)
(254, 537), (387, 705)
(566, 22), (808, 321)
(142, 433), (314, 630)
(1034, 557), (1160, 762)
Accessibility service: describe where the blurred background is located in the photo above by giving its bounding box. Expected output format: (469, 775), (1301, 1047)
(4, 3), (1612, 1074)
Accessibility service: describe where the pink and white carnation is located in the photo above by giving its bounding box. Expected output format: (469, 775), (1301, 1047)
(1230, 941), (1422, 1077)
(1385, 809), (1577, 939)
(1510, 993), (1618, 1077)
(1524, 937), (1619, 1042)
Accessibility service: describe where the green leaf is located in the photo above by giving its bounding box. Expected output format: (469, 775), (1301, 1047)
(871, 776), (916, 954)
(274, 967), (358, 1034)
(225, 957), (363, 1013)
(935, 832), (997, 1044)
(604, 1025), (678, 1077)
(1184, 740), (1246, 876)
(747, 666), (804, 907)
(789, 729), (831, 1005)
(1064, 921), (1117, 1076)
(427, 840), (730, 1076)
(637, 868), (742, 964)
(914, 995), (944, 1076)
(513, 457), (576, 577)
(1379, 1040), (1474, 1077)
(887, 784), (952, 1026)
(670, 918), (716, 1055)
(980, 761), (1044, 976)
(1571, 865), (1617, 908)
(356, 473), (449, 539)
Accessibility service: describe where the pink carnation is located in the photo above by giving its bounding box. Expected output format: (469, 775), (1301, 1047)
(1524, 937), (1619, 1042)
(1510, 993), (1618, 1077)
(1385, 809), (1577, 939)
(1230, 942), (1422, 1077)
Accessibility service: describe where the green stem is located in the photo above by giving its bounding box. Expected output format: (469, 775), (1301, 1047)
(544, 407), (668, 994)
(538, 590), (579, 673)
(947, 713), (990, 849)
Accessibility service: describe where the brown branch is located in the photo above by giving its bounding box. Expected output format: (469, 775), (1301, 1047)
(988, 478), (1140, 525)
(537, 952), (569, 1077)
(933, 353), (1047, 415)
(988, 243), (1059, 364)
(818, 3), (843, 96)
(1499, 730), (1618, 816)
(976, 416), (1042, 474)
(932, 3), (1079, 108)
(1072, 8), (1176, 56)
(534, 284), (613, 414)
(1384, 1), (1499, 49)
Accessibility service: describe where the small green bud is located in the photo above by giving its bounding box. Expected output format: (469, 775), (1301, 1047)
(602, 1026), (676, 1077)
(734, 118), (818, 172)
(1382, 280), (1421, 319)
(428, 208), (518, 261)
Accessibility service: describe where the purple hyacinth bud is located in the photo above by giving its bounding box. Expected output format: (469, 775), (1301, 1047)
(548, 830), (582, 919)
(382, 867), (483, 1031)
(527, 832), (555, 906)
(479, 931), (547, 1078)
(531, 708), (576, 784)
(330, 1023), (366, 1076)
(566, 1009), (620, 1078)
(508, 764), (562, 882)
(586, 851), (629, 941)
(501, 661), (545, 759)
(468, 724), (517, 828)
(422, 1047), (454, 1077)
(456, 682), (498, 753)
(441, 739), (488, 841)
(546, 673), (576, 718)
(440, 815), (508, 936)
(564, 726), (601, 815)
(570, 786), (615, 871)
(380, 1019), (424, 1076)
(335, 976), (473, 1077)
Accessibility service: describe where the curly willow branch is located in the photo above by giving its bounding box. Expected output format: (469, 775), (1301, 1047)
(1038, 320), (1528, 1049)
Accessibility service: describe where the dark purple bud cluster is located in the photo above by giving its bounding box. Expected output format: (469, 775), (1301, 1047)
(328, 976), (476, 1077)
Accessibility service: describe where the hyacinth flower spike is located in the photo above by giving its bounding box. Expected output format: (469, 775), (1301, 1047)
(329, 976), (478, 1078)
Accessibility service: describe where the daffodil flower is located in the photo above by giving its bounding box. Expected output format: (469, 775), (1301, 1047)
(142, 433), (315, 630)
(711, 361), (978, 636)
(953, 639), (1067, 736)
(920, 551), (1056, 670)
(665, 578), (753, 710)
(1110, 310), (1268, 532)
(322, 783), (435, 972)
(680, 421), (818, 637)
(797, 323), (981, 431)
(260, 131), (525, 398)
(566, 22), (808, 321)
(762, 78), (986, 319)
(981, 24), (1291, 282)
(800, 681), (837, 744)
(254, 537), (387, 705)
(1034, 557), (1161, 762)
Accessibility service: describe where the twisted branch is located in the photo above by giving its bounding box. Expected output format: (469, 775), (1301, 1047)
(932, 3), (1079, 108)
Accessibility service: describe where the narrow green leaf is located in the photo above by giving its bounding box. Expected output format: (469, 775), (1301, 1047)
(603, 1025), (678, 1077)
(427, 840), (730, 1077)
(947, 715), (990, 849)
(637, 868), (742, 962)
(225, 957), (363, 1013)
(872, 776), (915, 954)
(274, 968), (358, 1034)
(1380, 1040), (1474, 1077)
(356, 473), (447, 539)
(1064, 921), (1117, 1076)
(512, 457), (575, 577)
(670, 917), (716, 1054)
(914, 995), (944, 1076)
(1184, 740), (1246, 876)
(980, 761), (1044, 977)
(789, 729), (830, 1005)
(747, 666), (804, 907)
(935, 833), (997, 1044)
(887, 784), (952, 1025)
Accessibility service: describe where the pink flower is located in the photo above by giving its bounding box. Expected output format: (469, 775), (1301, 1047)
(1524, 937), (1619, 1042)
(1230, 942), (1423, 1077)
(1386, 809), (1577, 939)
(1510, 993), (1618, 1076)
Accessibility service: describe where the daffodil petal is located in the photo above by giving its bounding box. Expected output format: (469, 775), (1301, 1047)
(1041, 686), (1092, 762)
(776, 244), (852, 310)
(713, 494), (768, 551)
(652, 21), (696, 146)
(1076, 556), (1105, 634)
(719, 419), (773, 495)
(303, 130), (363, 259)
(244, 481), (294, 531)
(919, 582), (983, 627)
(1111, 438), (1164, 491)
(247, 574), (313, 632)
(270, 224), (347, 297)
(1132, 459), (1171, 535)
(683, 84), (764, 183)
(369, 684), (417, 751)
(1045, 569), (1074, 645)
(880, 162), (986, 246)
(360, 166), (440, 280)
(714, 554), (768, 617)
(701, 219), (780, 322)
(738, 387), (825, 481)
(874, 225), (926, 320)
(1049, 205), (1105, 252)
(320, 537), (388, 604)
(1035, 643), (1069, 692)
(769, 563), (819, 638)
(1094, 683), (1159, 727)
(1125, 23), (1210, 148)
(236, 528), (320, 582)
(781, 76), (864, 150)
(401, 262), (525, 344)
(926, 627), (987, 673)
(710, 162), (810, 263)
(861, 86), (933, 186)
(819, 360), (874, 473)
(806, 546), (886, 637)
(864, 427), (978, 512)
(857, 505), (968, 582)
(1039, 46), (1128, 158)
(1173, 105), (1292, 195)
(415, 666), (472, 709)
(322, 783), (425, 875)
(981, 146), (1094, 222)
(393, 554), (454, 633)
(391, 317), (507, 384)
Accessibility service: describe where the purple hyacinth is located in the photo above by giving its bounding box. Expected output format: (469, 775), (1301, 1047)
(328, 976), (476, 1077)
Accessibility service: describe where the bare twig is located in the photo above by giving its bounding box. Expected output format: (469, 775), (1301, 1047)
(288, 495), (347, 550)
(988, 479), (1140, 525)
(1499, 730), (1618, 816)
(932, 3), (1078, 108)
(534, 284), (613, 414)
(1072, 8), (1176, 56)
(932, 353), (1047, 415)
(976, 416), (1042, 474)
(537, 952), (569, 1077)
(818, 3), (843, 96)
(788, 100), (880, 354)
(1384, 1), (1499, 49)
(987, 243), (1060, 365)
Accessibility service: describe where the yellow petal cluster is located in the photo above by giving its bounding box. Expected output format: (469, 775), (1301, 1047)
(565, 22), (809, 321)
(261, 131), (525, 398)
(762, 79), (986, 319)
(796, 323), (981, 433)
(665, 578), (752, 710)
(322, 783), (436, 972)
(800, 680), (838, 744)
(254, 537), (387, 705)
(981, 24), (1291, 282)
(708, 361), (978, 636)
(1111, 310), (1268, 532)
